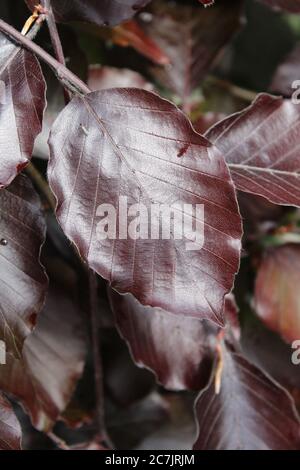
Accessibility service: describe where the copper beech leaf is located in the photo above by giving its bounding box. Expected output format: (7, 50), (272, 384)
(0, 175), (47, 358)
(259, 0), (300, 12)
(0, 33), (46, 187)
(194, 344), (300, 450)
(0, 281), (87, 432)
(48, 88), (242, 325)
(255, 244), (300, 343)
(108, 20), (169, 65)
(0, 393), (22, 450)
(108, 289), (217, 391)
(138, 0), (243, 106)
(26, 0), (151, 27)
(206, 94), (300, 207)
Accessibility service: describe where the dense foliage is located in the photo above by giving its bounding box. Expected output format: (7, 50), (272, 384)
(0, 0), (300, 450)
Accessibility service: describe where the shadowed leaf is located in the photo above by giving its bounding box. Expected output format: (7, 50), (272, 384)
(109, 289), (217, 390)
(26, 0), (152, 27)
(138, 0), (243, 107)
(0, 175), (47, 358)
(0, 280), (87, 432)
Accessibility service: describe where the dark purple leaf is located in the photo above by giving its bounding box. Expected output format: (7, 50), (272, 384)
(255, 244), (300, 343)
(0, 33), (46, 186)
(109, 289), (217, 390)
(0, 175), (47, 358)
(206, 93), (300, 207)
(48, 88), (242, 325)
(0, 393), (22, 450)
(194, 344), (300, 450)
(0, 280), (87, 432)
(26, 0), (152, 27)
(138, 0), (243, 106)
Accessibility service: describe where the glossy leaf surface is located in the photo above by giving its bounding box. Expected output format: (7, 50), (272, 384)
(206, 94), (300, 207)
(48, 88), (242, 325)
(0, 33), (46, 186)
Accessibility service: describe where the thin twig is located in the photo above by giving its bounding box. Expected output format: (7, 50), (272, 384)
(41, 0), (71, 103)
(0, 19), (90, 96)
(88, 270), (112, 447)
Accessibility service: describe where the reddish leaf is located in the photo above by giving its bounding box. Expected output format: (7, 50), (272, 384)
(259, 0), (300, 12)
(138, 0), (243, 105)
(255, 244), (300, 343)
(194, 344), (300, 450)
(206, 93), (300, 207)
(0, 281), (87, 432)
(0, 393), (22, 450)
(88, 65), (154, 92)
(48, 88), (242, 325)
(0, 33), (46, 187)
(108, 289), (217, 390)
(0, 175), (47, 358)
(110, 21), (169, 65)
(26, 0), (151, 27)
